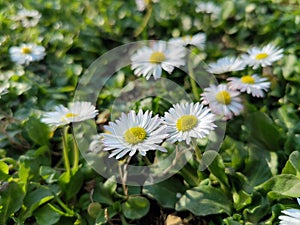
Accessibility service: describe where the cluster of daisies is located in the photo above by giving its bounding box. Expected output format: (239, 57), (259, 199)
(8, 8), (46, 65)
(42, 101), (216, 160)
(135, 0), (221, 19)
(130, 37), (283, 120)
(200, 43), (282, 120)
(41, 33), (283, 160)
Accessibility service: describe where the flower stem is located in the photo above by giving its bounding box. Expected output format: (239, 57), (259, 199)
(71, 128), (79, 172)
(52, 192), (75, 216)
(192, 139), (202, 161)
(61, 126), (71, 175)
(134, 4), (153, 37)
(188, 52), (200, 100)
(119, 156), (131, 198)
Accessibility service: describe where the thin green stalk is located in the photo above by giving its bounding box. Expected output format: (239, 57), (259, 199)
(71, 130), (79, 172)
(194, 143), (202, 161)
(52, 193), (76, 216)
(48, 203), (74, 217)
(61, 126), (71, 175)
(134, 4), (153, 37)
(188, 53), (200, 100)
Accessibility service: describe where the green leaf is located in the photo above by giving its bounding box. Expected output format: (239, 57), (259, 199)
(0, 161), (10, 181)
(282, 54), (298, 81)
(20, 185), (60, 220)
(245, 112), (281, 150)
(223, 216), (244, 225)
(87, 202), (102, 219)
(242, 192), (269, 224)
(204, 151), (229, 187)
(222, 1), (235, 20)
(19, 157), (31, 183)
(93, 177), (117, 205)
(24, 116), (50, 146)
(143, 177), (186, 208)
(0, 182), (26, 225)
(176, 184), (231, 216)
(282, 151), (300, 178)
(0, 161), (8, 175)
(233, 190), (252, 211)
(257, 174), (300, 199)
(95, 202), (121, 224)
(35, 204), (61, 225)
(242, 146), (274, 192)
(274, 105), (298, 130)
(58, 168), (84, 200)
(39, 166), (60, 184)
(18, 148), (50, 184)
(122, 196), (150, 220)
(221, 136), (248, 171)
(95, 209), (107, 225)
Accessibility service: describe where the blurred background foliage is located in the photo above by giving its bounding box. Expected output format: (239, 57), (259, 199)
(0, 0), (300, 224)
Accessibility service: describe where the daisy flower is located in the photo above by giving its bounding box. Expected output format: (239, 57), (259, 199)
(227, 74), (270, 97)
(242, 44), (284, 69)
(9, 43), (46, 65)
(130, 41), (186, 80)
(195, 2), (221, 16)
(163, 102), (216, 145)
(206, 56), (245, 74)
(102, 110), (168, 159)
(135, 0), (159, 11)
(41, 101), (98, 127)
(169, 33), (206, 49)
(200, 84), (243, 120)
(279, 198), (300, 225)
(11, 9), (41, 27)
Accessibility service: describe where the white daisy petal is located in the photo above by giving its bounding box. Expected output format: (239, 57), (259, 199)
(102, 110), (167, 159)
(279, 198), (300, 225)
(282, 209), (300, 218)
(206, 56), (245, 74)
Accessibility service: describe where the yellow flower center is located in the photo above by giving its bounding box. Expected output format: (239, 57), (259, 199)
(255, 53), (268, 60)
(65, 112), (78, 118)
(215, 91), (231, 105)
(176, 115), (198, 132)
(149, 51), (166, 64)
(21, 47), (32, 54)
(182, 35), (192, 42)
(241, 75), (255, 84)
(124, 126), (147, 144)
